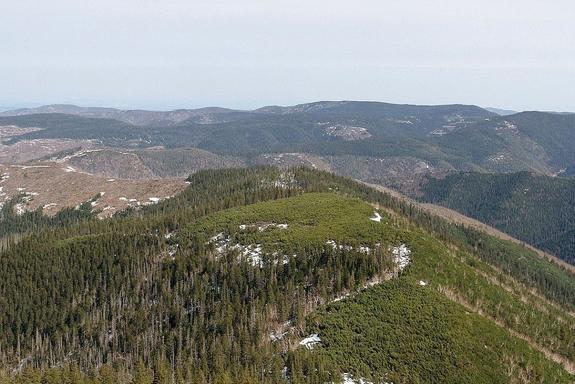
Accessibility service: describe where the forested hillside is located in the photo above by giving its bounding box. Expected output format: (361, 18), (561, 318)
(2, 102), (574, 185)
(0, 167), (574, 383)
(421, 172), (575, 265)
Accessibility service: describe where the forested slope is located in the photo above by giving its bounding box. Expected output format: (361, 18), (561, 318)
(0, 167), (573, 383)
(421, 172), (575, 265)
(2, 103), (574, 181)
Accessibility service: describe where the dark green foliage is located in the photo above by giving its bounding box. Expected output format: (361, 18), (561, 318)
(304, 280), (572, 383)
(0, 167), (573, 383)
(0, 194), (96, 238)
(421, 171), (575, 265)
(3, 104), (575, 178)
(0, 102), (494, 159)
(0, 114), (145, 147)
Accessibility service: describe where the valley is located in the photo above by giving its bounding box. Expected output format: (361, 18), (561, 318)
(419, 172), (575, 266)
(0, 102), (574, 383)
(5, 1), (575, 382)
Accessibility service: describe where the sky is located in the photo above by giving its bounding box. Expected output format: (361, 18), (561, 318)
(1, 0), (574, 111)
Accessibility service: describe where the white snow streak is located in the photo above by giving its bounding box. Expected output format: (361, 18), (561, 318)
(392, 244), (411, 271)
(370, 212), (382, 222)
(299, 334), (321, 349)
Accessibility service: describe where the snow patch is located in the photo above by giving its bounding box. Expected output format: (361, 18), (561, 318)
(488, 153), (505, 163)
(323, 125), (372, 141)
(332, 292), (351, 303)
(14, 165), (51, 169)
(238, 244), (264, 267)
(262, 171), (297, 190)
(386, 117), (415, 125)
(299, 334), (321, 349)
(14, 203), (26, 215)
(419, 280), (428, 286)
(208, 233), (264, 267)
(341, 373), (376, 384)
(239, 223), (289, 231)
(392, 244), (411, 271)
(326, 241), (377, 254)
(370, 212), (382, 222)
(168, 244), (179, 259)
(325, 240), (353, 251)
(269, 321), (292, 342)
(358, 246), (371, 254)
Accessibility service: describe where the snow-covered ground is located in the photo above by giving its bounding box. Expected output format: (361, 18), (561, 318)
(299, 334), (321, 349)
(239, 223), (288, 231)
(14, 165), (51, 169)
(340, 373), (375, 384)
(269, 320), (292, 342)
(323, 125), (372, 141)
(326, 240), (376, 254)
(340, 373), (394, 384)
(14, 203), (25, 215)
(392, 244), (411, 271)
(325, 240), (353, 251)
(358, 246), (371, 254)
(237, 244), (264, 267)
(117, 196), (163, 206)
(370, 212), (382, 222)
(209, 233), (265, 267)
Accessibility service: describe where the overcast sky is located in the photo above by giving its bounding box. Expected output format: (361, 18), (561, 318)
(1, 0), (574, 111)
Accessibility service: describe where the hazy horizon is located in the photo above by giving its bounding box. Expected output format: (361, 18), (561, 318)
(2, 0), (574, 112)
(0, 100), (560, 115)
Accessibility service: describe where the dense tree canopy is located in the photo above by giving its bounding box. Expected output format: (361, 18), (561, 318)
(0, 167), (573, 383)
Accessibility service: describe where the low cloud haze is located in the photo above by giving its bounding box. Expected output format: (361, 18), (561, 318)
(1, 0), (574, 111)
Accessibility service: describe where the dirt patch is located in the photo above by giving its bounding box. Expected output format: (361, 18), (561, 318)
(0, 163), (187, 218)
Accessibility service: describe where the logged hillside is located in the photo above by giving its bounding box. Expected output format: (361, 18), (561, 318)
(0, 114), (147, 147)
(0, 167), (574, 383)
(0, 162), (187, 220)
(2, 102), (575, 190)
(0, 101), (495, 156)
(420, 172), (575, 265)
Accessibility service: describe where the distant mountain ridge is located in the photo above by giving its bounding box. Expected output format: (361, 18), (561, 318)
(1, 100), (494, 126)
(0, 103), (240, 126)
(1, 100), (574, 188)
(485, 107), (519, 116)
